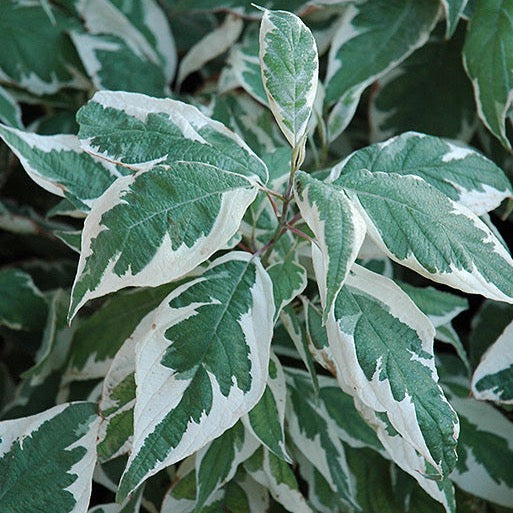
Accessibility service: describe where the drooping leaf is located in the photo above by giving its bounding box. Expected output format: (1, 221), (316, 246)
(285, 367), (358, 509)
(440, 0), (469, 38)
(70, 0), (176, 96)
(353, 398), (456, 512)
(370, 30), (476, 142)
(211, 92), (287, 155)
(267, 254), (307, 320)
(69, 163), (258, 319)
(0, 124), (128, 212)
(0, 85), (22, 129)
(463, 0), (513, 148)
(0, 269), (48, 331)
(66, 285), (176, 383)
(118, 252), (274, 499)
(326, 264), (459, 477)
(22, 289), (73, 386)
(244, 352), (290, 462)
(245, 446), (313, 513)
(0, 402), (99, 513)
(471, 319), (513, 403)
(336, 170), (513, 302)
(195, 421), (259, 510)
(443, 376), (513, 508)
(294, 170), (366, 321)
(325, 0), (439, 121)
(177, 14), (243, 89)
(259, 9), (318, 148)
(0, 0), (87, 95)
(331, 132), (513, 215)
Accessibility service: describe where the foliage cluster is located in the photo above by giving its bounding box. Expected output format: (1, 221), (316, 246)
(2, 1), (513, 512)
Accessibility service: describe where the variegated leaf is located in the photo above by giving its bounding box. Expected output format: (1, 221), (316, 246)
(369, 32), (476, 143)
(0, 85), (22, 128)
(87, 486), (144, 513)
(443, 376), (513, 508)
(245, 446), (313, 513)
(325, 0), (439, 121)
(0, 1), (88, 95)
(463, 0), (513, 148)
(280, 306), (320, 395)
(96, 313), (153, 462)
(77, 91), (267, 183)
(397, 282), (468, 329)
(118, 252), (274, 499)
(267, 254), (307, 320)
(336, 170), (513, 302)
(259, 9), (318, 148)
(69, 163), (257, 319)
(0, 402), (100, 513)
(285, 367), (358, 509)
(177, 14), (243, 89)
(228, 28), (268, 106)
(294, 170), (366, 321)
(22, 289), (73, 386)
(66, 285), (176, 383)
(244, 352), (290, 461)
(211, 92), (287, 155)
(71, 0), (176, 96)
(471, 319), (513, 404)
(353, 398), (456, 512)
(441, 0), (469, 38)
(331, 132), (512, 215)
(0, 124), (128, 212)
(195, 421), (259, 510)
(326, 264), (459, 477)
(0, 269), (47, 331)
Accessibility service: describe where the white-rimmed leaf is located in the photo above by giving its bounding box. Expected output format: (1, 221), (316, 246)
(353, 398), (456, 512)
(0, 85), (22, 128)
(0, 402), (100, 513)
(66, 285), (176, 383)
(463, 0), (513, 148)
(69, 163), (258, 319)
(285, 368), (358, 509)
(443, 380), (513, 508)
(71, 0), (176, 96)
(77, 91), (268, 184)
(195, 421), (259, 510)
(211, 92), (287, 155)
(244, 352), (290, 462)
(0, 124), (128, 212)
(118, 252), (274, 499)
(294, 170), (366, 321)
(228, 28), (268, 106)
(441, 0), (468, 38)
(0, 1), (88, 95)
(96, 312), (153, 463)
(259, 9), (318, 148)
(245, 446), (313, 513)
(369, 32), (476, 142)
(471, 319), (513, 403)
(336, 170), (513, 302)
(397, 282), (468, 328)
(326, 264), (459, 477)
(0, 269), (47, 331)
(331, 132), (512, 215)
(177, 14), (243, 89)
(22, 289), (73, 386)
(325, 0), (439, 114)
(280, 306), (320, 395)
(267, 254), (307, 320)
